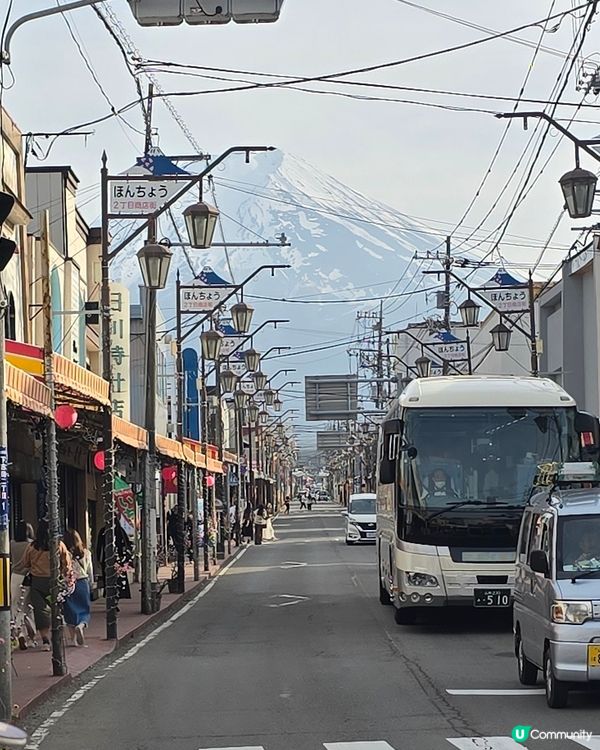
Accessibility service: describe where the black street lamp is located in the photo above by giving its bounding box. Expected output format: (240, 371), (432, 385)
(230, 301), (254, 333)
(459, 298), (481, 328)
(415, 355), (432, 378)
(234, 389), (249, 410)
(253, 371), (267, 391)
(273, 396), (283, 412)
(259, 409), (269, 426)
(183, 201), (220, 249)
(264, 388), (275, 406)
(244, 348), (261, 373)
(491, 322), (512, 352)
(221, 369), (238, 394)
(559, 166), (597, 219)
(247, 402), (260, 424)
(400, 376), (412, 390)
(136, 243), (172, 289)
(201, 329), (223, 361)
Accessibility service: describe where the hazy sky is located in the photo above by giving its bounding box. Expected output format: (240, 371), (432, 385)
(4, 1), (599, 270)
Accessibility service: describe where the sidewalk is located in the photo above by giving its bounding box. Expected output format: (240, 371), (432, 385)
(11, 551), (237, 718)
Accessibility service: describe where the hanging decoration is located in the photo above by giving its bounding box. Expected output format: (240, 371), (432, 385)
(93, 451), (105, 471)
(205, 474), (215, 488)
(162, 465), (178, 494)
(54, 404), (78, 430)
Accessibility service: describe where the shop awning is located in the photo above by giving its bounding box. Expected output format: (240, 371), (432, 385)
(223, 450), (238, 465)
(5, 362), (52, 417)
(113, 416), (147, 451)
(156, 434), (184, 461)
(54, 354), (110, 407)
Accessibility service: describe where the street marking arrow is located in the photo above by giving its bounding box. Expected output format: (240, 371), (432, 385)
(268, 594), (310, 608)
(280, 561), (308, 569)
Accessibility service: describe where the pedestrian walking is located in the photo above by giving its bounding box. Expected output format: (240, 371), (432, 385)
(241, 504), (254, 545)
(62, 529), (93, 647)
(254, 505), (267, 545)
(263, 504), (276, 542)
(19, 519), (72, 651)
(307, 494), (313, 511)
(10, 521), (35, 650)
(284, 496), (290, 514)
(299, 494), (307, 510)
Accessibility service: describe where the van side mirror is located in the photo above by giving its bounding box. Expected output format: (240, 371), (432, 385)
(529, 549), (549, 576)
(575, 410), (600, 459)
(379, 419), (403, 485)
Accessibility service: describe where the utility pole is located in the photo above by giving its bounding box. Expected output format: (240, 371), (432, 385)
(200, 351), (210, 572)
(41, 212), (66, 676)
(0, 271), (11, 721)
(528, 271), (539, 377)
(376, 301), (383, 408)
(443, 236), (452, 375)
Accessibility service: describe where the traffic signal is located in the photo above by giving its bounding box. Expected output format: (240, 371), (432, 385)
(0, 191), (16, 273)
(127, 0), (284, 26)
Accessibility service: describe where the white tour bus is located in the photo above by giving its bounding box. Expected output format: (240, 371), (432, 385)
(376, 376), (599, 625)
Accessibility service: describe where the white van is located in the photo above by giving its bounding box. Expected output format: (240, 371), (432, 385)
(345, 493), (377, 544)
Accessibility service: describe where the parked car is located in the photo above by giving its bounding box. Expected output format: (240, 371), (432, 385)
(344, 492), (376, 544)
(513, 463), (600, 708)
(318, 490), (330, 502)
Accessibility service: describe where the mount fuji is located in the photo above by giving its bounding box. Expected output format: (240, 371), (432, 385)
(109, 150), (441, 442)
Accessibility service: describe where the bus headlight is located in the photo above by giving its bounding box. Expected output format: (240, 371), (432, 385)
(551, 600), (592, 624)
(406, 572), (439, 588)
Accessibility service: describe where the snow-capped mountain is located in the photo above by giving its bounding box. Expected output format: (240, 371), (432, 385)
(110, 150), (440, 442)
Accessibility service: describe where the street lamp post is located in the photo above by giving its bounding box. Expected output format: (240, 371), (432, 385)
(137, 241), (172, 614)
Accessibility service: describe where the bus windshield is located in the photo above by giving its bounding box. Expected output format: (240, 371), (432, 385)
(403, 406), (578, 510)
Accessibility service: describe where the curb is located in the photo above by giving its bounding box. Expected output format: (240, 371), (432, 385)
(16, 545), (244, 719)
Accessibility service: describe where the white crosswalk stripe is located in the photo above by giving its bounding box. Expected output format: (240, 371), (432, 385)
(325, 743), (396, 750)
(447, 740), (527, 749)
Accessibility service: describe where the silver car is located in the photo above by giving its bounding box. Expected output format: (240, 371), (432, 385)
(513, 472), (600, 708)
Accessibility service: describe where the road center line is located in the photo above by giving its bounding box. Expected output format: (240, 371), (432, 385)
(25, 547), (248, 750)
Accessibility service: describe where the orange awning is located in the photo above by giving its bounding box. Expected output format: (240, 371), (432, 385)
(223, 450), (238, 465)
(53, 354), (110, 406)
(113, 416), (147, 451)
(156, 435), (184, 461)
(5, 362), (52, 417)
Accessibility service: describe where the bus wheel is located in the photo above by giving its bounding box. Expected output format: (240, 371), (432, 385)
(378, 569), (391, 605)
(394, 606), (417, 625)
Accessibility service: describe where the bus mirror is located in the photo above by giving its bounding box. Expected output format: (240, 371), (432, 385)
(383, 418), (402, 436)
(380, 419), (403, 485)
(529, 549), (549, 576)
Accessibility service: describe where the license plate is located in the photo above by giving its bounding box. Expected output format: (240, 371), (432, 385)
(588, 645), (600, 668)
(366, 532), (376, 538)
(474, 588), (511, 607)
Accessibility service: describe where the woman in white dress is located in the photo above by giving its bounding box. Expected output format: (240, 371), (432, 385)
(263, 503), (276, 542)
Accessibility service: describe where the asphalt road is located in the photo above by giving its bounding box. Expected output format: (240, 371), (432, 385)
(25, 503), (600, 750)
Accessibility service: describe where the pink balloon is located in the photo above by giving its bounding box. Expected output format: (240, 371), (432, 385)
(93, 451), (105, 471)
(54, 404), (78, 430)
(205, 474), (215, 487)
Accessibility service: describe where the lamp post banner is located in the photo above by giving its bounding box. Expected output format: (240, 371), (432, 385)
(220, 335), (243, 357)
(109, 179), (187, 216)
(179, 284), (232, 313)
(430, 340), (468, 361)
(241, 380), (257, 395)
(477, 287), (529, 313)
(473, 269), (529, 313)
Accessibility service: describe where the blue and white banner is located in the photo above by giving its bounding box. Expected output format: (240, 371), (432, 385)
(475, 269), (529, 313)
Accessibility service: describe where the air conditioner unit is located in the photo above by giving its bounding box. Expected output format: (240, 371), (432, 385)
(231, 0), (284, 22)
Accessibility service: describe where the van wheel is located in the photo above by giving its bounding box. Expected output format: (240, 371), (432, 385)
(544, 648), (568, 708)
(516, 632), (538, 685)
(394, 606), (417, 625)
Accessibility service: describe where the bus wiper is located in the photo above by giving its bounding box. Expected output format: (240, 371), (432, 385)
(427, 500), (521, 521)
(427, 500), (487, 521)
(571, 567), (600, 583)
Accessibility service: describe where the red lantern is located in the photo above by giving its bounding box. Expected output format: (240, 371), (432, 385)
(54, 404), (78, 430)
(205, 474), (215, 488)
(93, 451), (105, 471)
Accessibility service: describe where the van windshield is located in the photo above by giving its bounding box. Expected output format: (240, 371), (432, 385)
(349, 496), (376, 515)
(558, 515), (600, 577)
